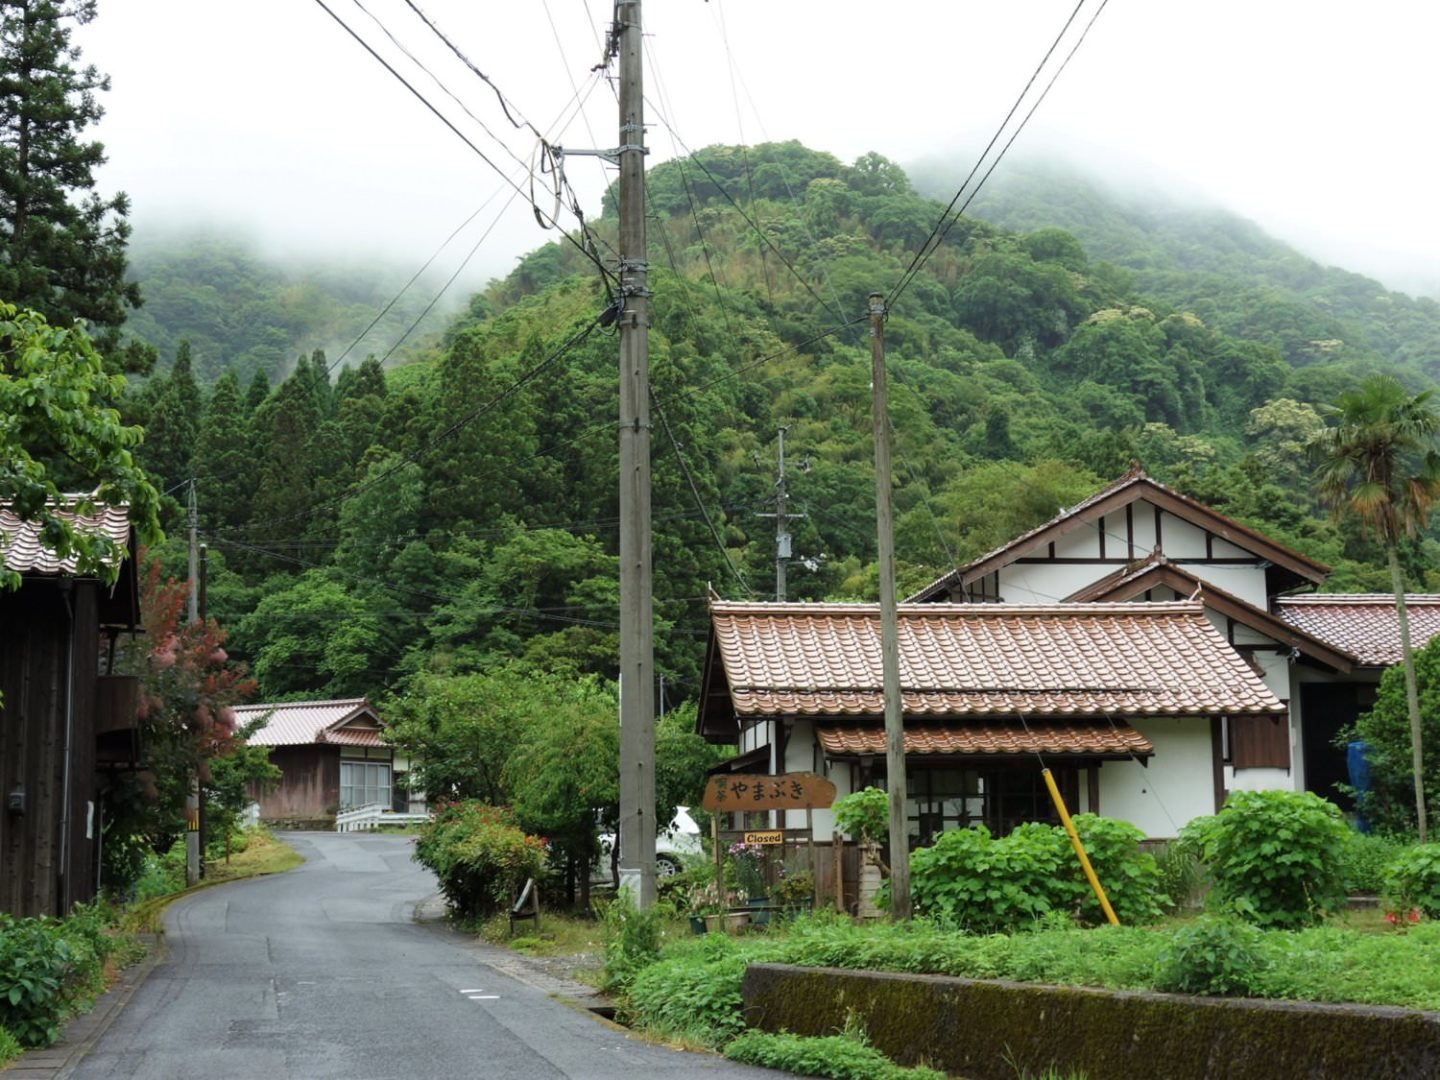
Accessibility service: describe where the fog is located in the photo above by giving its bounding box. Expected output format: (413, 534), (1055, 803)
(80, 0), (1439, 298)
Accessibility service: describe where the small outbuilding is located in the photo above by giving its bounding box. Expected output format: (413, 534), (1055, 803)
(236, 698), (422, 827)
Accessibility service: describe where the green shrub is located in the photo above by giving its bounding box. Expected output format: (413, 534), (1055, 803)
(832, 787), (888, 844)
(0, 1023), (20, 1065)
(723, 1027), (946, 1079)
(1381, 843), (1440, 918)
(1179, 789), (1349, 927)
(1337, 832), (1407, 895)
(1156, 841), (1205, 910)
(908, 816), (1162, 931)
(0, 916), (76, 1048)
(599, 890), (666, 991)
(1152, 916), (1267, 996)
(625, 936), (747, 1047)
(412, 801), (548, 918)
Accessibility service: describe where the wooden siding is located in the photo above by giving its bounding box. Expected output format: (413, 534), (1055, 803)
(1230, 714), (1291, 770)
(0, 581), (101, 916)
(254, 745), (341, 821)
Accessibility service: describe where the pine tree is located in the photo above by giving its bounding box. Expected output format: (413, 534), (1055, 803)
(194, 369), (252, 532)
(0, 1), (139, 360)
(243, 368), (270, 414)
(138, 340), (200, 492)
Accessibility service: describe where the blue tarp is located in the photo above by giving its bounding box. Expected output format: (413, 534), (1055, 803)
(1348, 740), (1372, 833)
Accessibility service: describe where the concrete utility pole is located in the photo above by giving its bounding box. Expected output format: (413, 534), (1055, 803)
(869, 293), (910, 920)
(616, 0), (656, 909)
(185, 481), (201, 886)
(756, 427), (804, 602)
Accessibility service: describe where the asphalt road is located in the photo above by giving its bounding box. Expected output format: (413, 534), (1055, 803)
(72, 833), (780, 1079)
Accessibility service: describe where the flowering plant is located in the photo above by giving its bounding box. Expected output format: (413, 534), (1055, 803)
(727, 841), (767, 897)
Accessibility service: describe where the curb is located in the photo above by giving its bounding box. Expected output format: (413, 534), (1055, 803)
(6, 934), (165, 1080)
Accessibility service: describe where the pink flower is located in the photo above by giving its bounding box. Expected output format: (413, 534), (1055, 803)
(1409, 908), (1422, 924)
(1385, 911), (1398, 925)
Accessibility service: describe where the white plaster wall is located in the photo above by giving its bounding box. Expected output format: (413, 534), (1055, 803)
(1180, 563), (1269, 607)
(1131, 502), (1159, 552)
(1211, 537), (1251, 559)
(1158, 515), (1209, 559)
(1053, 523), (1102, 559)
(1000, 562), (1104, 603)
(1228, 766), (1292, 793)
(1098, 718), (1216, 838)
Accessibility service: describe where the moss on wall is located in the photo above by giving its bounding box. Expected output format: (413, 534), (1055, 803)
(741, 963), (1440, 1080)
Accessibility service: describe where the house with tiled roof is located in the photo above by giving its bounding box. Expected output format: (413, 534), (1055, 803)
(903, 468), (1440, 818)
(698, 596), (1287, 841)
(698, 468), (1440, 846)
(1, 501), (143, 916)
(236, 698), (423, 826)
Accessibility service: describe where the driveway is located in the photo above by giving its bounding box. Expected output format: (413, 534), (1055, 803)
(72, 833), (778, 1079)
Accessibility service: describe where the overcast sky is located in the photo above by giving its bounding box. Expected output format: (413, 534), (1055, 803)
(79, 0), (1440, 300)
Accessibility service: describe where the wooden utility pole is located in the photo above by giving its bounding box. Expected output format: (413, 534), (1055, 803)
(616, 0), (656, 909)
(185, 481), (201, 886)
(869, 293), (910, 920)
(756, 427), (803, 602)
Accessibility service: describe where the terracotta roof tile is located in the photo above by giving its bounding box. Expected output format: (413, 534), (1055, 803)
(1275, 595), (1440, 667)
(0, 502), (131, 576)
(817, 721), (1153, 758)
(712, 599), (1284, 719)
(234, 698), (383, 747)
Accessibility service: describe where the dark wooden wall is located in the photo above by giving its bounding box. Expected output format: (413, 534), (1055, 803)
(255, 745), (339, 821)
(1, 581), (100, 916)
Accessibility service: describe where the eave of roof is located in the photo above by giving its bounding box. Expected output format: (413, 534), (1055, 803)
(1067, 555), (1356, 672)
(235, 697), (381, 747)
(816, 720), (1153, 760)
(0, 501), (133, 576)
(708, 598), (1287, 721)
(905, 469), (1329, 602)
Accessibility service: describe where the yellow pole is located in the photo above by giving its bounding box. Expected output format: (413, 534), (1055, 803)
(1042, 768), (1120, 926)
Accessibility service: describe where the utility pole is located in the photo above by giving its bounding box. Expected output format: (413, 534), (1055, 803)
(616, 0), (656, 909)
(869, 293), (910, 920)
(185, 481), (201, 886)
(756, 427), (805, 602)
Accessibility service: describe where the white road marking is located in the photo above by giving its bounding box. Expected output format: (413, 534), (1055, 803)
(459, 988), (486, 994)
(468, 995), (499, 1000)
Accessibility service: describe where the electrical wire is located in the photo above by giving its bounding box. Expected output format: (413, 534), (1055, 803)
(889, 0), (1109, 307)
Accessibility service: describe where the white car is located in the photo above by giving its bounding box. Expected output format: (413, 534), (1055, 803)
(595, 806), (702, 879)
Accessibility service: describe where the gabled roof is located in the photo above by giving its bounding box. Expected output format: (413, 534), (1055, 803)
(235, 698), (385, 748)
(906, 468), (1330, 602)
(1275, 595), (1440, 668)
(0, 501), (132, 576)
(705, 598), (1285, 725)
(1067, 554), (1356, 672)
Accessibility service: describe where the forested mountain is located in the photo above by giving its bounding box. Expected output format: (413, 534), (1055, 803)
(928, 158), (1440, 389)
(122, 234), (465, 384)
(131, 142), (1440, 710)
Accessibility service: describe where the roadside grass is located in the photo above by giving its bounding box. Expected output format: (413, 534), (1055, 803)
(121, 829), (303, 933)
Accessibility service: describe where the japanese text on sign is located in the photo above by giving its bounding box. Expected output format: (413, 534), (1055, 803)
(700, 772), (836, 812)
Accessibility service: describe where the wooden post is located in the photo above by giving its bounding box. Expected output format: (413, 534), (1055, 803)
(869, 292), (910, 921)
(712, 813), (723, 901)
(806, 806), (817, 910)
(833, 829), (845, 913)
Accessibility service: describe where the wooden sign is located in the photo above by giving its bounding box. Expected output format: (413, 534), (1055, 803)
(701, 771), (836, 812)
(743, 830), (784, 845)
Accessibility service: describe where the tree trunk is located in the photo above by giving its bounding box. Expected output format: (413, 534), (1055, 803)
(1388, 544), (1428, 843)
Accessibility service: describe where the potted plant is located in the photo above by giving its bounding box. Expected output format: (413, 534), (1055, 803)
(773, 867), (815, 914)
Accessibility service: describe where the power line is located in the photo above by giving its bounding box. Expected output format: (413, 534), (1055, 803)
(651, 389), (755, 597)
(309, 0), (618, 292)
(889, 0), (1108, 307)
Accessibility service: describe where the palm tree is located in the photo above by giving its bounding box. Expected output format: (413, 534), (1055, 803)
(1318, 374), (1440, 842)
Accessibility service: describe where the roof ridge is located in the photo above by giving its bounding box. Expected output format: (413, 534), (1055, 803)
(234, 696), (371, 710)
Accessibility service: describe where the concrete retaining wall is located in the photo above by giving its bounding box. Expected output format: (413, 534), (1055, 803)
(741, 963), (1440, 1080)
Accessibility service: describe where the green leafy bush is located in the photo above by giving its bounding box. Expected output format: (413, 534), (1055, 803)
(412, 801), (548, 918)
(724, 1027), (947, 1079)
(1382, 843), (1440, 918)
(1337, 832), (1407, 895)
(833, 787), (889, 844)
(908, 816), (1162, 931)
(1153, 916), (1267, 996)
(1156, 841), (1205, 910)
(0, 1023), (20, 1065)
(1179, 789), (1349, 927)
(599, 890), (667, 991)
(625, 935), (748, 1046)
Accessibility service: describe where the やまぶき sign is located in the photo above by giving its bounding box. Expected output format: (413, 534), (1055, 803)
(701, 772), (836, 812)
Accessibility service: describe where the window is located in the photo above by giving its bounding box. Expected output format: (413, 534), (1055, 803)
(340, 761), (392, 809)
(905, 767), (985, 846)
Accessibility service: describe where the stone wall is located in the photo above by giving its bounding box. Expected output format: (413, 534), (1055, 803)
(741, 963), (1440, 1080)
